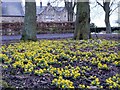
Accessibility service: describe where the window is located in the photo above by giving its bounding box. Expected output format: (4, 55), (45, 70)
(45, 15), (54, 21)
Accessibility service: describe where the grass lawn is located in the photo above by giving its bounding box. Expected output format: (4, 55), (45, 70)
(1, 39), (120, 89)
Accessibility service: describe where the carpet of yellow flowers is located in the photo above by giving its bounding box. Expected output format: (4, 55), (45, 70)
(1, 39), (120, 89)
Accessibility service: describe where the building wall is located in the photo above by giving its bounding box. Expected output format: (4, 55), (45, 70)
(37, 13), (68, 22)
(55, 10), (68, 22)
(2, 17), (24, 23)
(37, 5), (68, 22)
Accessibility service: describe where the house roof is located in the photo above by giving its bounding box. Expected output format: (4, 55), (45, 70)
(1, 1), (66, 17)
(37, 6), (66, 15)
(2, 1), (24, 16)
(36, 6), (46, 15)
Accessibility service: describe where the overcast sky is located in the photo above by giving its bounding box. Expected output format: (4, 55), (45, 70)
(2, 0), (120, 27)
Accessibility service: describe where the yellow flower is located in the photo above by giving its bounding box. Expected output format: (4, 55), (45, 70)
(62, 85), (65, 88)
(79, 84), (85, 89)
(109, 86), (113, 89)
(86, 86), (90, 89)
(95, 78), (99, 82)
(100, 86), (103, 89)
(59, 76), (63, 80)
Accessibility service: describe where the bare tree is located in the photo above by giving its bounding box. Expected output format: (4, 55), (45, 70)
(96, 0), (119, 33)
(64, 0), (76, 21)
(21, 0), (37, 41)
(50, 0), (76, 21)
(74, 0), (90, 40)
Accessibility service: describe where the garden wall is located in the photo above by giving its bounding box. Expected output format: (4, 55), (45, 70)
(1, 22), (75, 35)
(2, 17), (24, 23)
(1, 22), (119, 35)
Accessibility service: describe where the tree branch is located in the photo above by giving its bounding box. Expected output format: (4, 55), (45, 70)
(110, 5), (120, 16)
(64, 1), (69, 9)
(96, 0), (104, 8)
(91, 2), (98, 10)
(72, 2), (76, 10)
(110, 0), (115, 8)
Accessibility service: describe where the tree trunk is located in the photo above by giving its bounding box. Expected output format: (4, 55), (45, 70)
(69, 11), (73, 21)
(68, 10), (73, 21)
(68, 10), (71, 21)
(105, 12), (111, 33)
(65, 1), (74, 21)
(21, 0), (37, 41)
(74, 1), (90, 40)
(104, 1), (111, 33)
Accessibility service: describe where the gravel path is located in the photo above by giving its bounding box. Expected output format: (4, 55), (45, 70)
(2, 33), (73, 41)
(1, 33), (120, 44)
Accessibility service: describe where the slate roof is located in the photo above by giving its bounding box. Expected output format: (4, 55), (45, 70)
(36, 6), (46, 15)
(2, 1), (24, 16)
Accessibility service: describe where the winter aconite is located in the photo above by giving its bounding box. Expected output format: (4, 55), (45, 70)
(1, 39), (120, 89)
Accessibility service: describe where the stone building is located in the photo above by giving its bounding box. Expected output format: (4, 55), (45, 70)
(1, 0), (75, 22)
(37, 2), (68, 22)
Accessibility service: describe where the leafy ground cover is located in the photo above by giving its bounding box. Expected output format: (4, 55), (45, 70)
(1, 39), (120, 89)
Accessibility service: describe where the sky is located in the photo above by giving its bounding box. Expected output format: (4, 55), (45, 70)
(2, 0), (120, 27)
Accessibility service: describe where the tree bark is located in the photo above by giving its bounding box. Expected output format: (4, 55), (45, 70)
(21, 0), (37, 41)
(104, 1), (111, 33)
(105, 11), (111, 33)
(74, 1), (90, 40)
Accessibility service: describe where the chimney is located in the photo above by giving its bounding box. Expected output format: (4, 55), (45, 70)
(40, 1), (42, 8)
